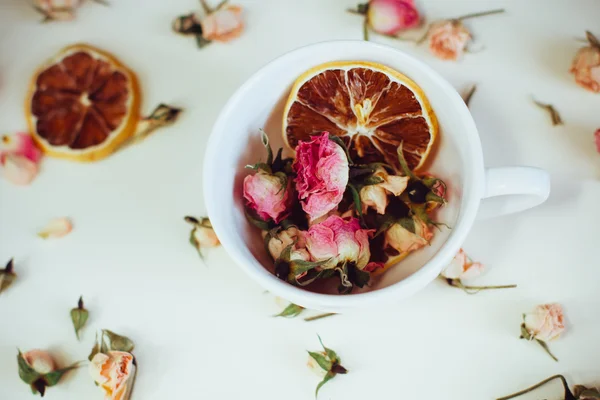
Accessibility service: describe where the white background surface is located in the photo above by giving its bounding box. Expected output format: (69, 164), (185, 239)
(1, 0), (600, 399)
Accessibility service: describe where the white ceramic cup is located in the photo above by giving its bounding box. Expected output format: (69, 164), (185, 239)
(204, 41), (550, 313)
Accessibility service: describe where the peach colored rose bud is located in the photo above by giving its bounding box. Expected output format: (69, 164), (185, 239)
(1, 154), (39, 185)
(360, 168), (409, 214)
(37, 217), (73, 239)
(33, 0), (82, 21)
(367, 0), (420, 35)
(441, 249), (484, 280)
(384, 217), (432, 254)
(22, 350), (56, 375)
(193, 224), (220, 248)
(266, 226), (309, 261)
(90, 351), (136, 400)
(201, 5), (244, 43)
(523, 303), (565, 342)
(428, 20), (471, 61)
(570, 45), (600, 93)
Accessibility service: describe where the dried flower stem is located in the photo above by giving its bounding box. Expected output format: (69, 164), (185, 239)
(363, 19), (370, 41)
(536, 339), (559, 362)
(587, 30), (600, 49)
(496, 374), (573, 400)
(463, 84), (477, 107)
(304, 312), (337, 322)
(456, 8), (505, 21)
(532, 97), (563, 126)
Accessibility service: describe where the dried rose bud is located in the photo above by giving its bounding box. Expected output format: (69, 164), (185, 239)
(520, 303), (565, 362)
(307, 335), (347, 398)
(200, 4), (244, 43)
(33, 0), (81, 21)
(570, 31), (600, 93)
(38, 217), (72, 239)
(184, 216), (220, 259)
(172, 13), (203, 35)
(17, 349), (81, 397)
(497, 374), (598, 400)
(90, 351), (136, 400)
(0, 258), (16, 295)
(0, 133), (42, 186)
(70, 296), (89, 340)
(359, 167), (409, 215)
(384, 215), (432, 254)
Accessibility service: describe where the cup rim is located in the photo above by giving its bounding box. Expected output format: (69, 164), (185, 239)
(204, 40), (485, 311)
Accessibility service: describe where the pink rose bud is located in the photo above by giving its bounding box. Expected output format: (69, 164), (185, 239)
(305, 215), (373, 270)
(89, 351), (136, 400)
(243, 170), (292, 223)
(22, 350), (56, 375)
(37, 217), (73, 239)
(294, 132), (349, 221)
(1, 154), (39, 185)
(33, 0), (81, 20)
(1, 133), (42, 163)
(441, 249), (484, 280)
(595, 129), (600, 153)
(360, 167), (409, 214)
(384, 217), (432, 254)
(367, 0), (420, 35)
(201, 5), (244, 42)
(428, 20), (472, 61)
(523, 303), (565, 342)
(570, 34), (600, 93)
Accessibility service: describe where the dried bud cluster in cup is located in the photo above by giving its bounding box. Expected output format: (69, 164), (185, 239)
(242, 130), (448, 294)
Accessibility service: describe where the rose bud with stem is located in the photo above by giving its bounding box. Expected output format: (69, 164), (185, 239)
(520, 303), (565, 362)
(497, 374), (600, 400)
(17, 349), (82, 397)
(307, 335), (348, 398)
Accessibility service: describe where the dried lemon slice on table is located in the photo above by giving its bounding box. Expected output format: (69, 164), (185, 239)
(25, 43), (141, 162)
(283, 61), (438, 171)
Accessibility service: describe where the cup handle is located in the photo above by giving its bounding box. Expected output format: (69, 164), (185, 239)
(476, 167), (550, 220)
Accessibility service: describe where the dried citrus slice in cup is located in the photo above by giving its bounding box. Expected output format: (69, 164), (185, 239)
(283, 61), (438, 171)
(25, 43), (141, 162)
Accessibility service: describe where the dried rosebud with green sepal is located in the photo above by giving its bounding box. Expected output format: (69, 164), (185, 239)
(70, 296), (89, 340)
(17, 349), (81, 397)
(185, 216), (220, 259)
(519, 303), (565, 362)
(497, 374), (600, 400)
(440, 249), (516, 294)
(0, 258), (16, 295)
(307, 335), (348, 398)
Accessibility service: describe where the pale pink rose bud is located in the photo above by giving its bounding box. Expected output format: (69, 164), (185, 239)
(294, 132), (349, 221)
(384, 217), (432, 253)
(193, 225), (220, 248)
(1, 133), (42, 163)
(367, 0), (420, 35)
(570, 46), (600, 93)
(595, 129), (600, 153)
(360, 168), (409, 214)
(441, 249), (484, 280)
(523, 303), (566, 342)
(201, 5), (244, 42)
(90, 351), (136, 400)
(243, 170), (292, 223)
(22, 350), (56, 375)
(33, 0), (82, 20)
(305, 216), (373, 270)
(428, 20), (472, 61)
(1, 154), (39, 185)
(37, 217), (73, 239)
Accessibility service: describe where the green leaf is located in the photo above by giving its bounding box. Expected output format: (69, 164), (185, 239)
(396, 143), (416, 180)
(347, 184), (363, 217)
(275, 303), (304, 318)
(0, 258), (16, 295)
(315, 371), (336, 398)
(244, 207), (271, 230)
(363, 175), (384, 186)
(43, 362), (82, 387)
(318, 335), (338, 362)
(328, 135), (353, 164)
(259, 129), (274, 166)
(70, 296), (89, 340)
(103, 330), (135, 353)
(308, 351), (332, 372)
(88, 332), (101, 361)
(278, 244), (294, 264)
(291, 258), (331, 275)
(398, 217), (416, 233)
(17, 350), (40, 384)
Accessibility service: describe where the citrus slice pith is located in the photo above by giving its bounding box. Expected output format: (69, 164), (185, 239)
(283, 61), (438, 171)
(26, 43), (141, 162)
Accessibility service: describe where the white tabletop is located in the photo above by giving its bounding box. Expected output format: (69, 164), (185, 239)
(1, 0), (600, 399)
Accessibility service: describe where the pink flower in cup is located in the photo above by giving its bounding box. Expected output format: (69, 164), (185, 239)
(367, 0), (420, 35)
(384, 217), (432, 253)
(428, 21), (471, 61)
(294, 132), (349, 221)
(243, 171), (292, 223)
(305, 215), (373, 270)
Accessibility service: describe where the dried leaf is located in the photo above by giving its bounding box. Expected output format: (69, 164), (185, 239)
(43, 362), (83, 386)
(307, 351), (332, 372)
(88, 329), (135, 360)
(70, 296), (89, 340)
(586, 31), (600, 49)
(17, 351), (40, 385)
(532, 97), (563, 126)
(463, 84), (477, 107)
(304, 313), (336, 322)
(318, 335), (338, 362)
(0, 258), (16, 295)
(275, 303), (304, 318)
(125, 104), (183, 147)
(315, 371), (336, 398)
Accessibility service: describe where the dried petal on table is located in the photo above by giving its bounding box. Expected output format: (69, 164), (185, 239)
(0, 258), (16, 295)
(520, 303), (565, 362)
(570, 31), (600, 93)
(18, 349), (82, 397)
(70, 296), (89, 340)
(38, 217), (73, 239)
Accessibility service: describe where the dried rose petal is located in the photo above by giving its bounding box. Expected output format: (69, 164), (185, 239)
(38, 217), (73, 239)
